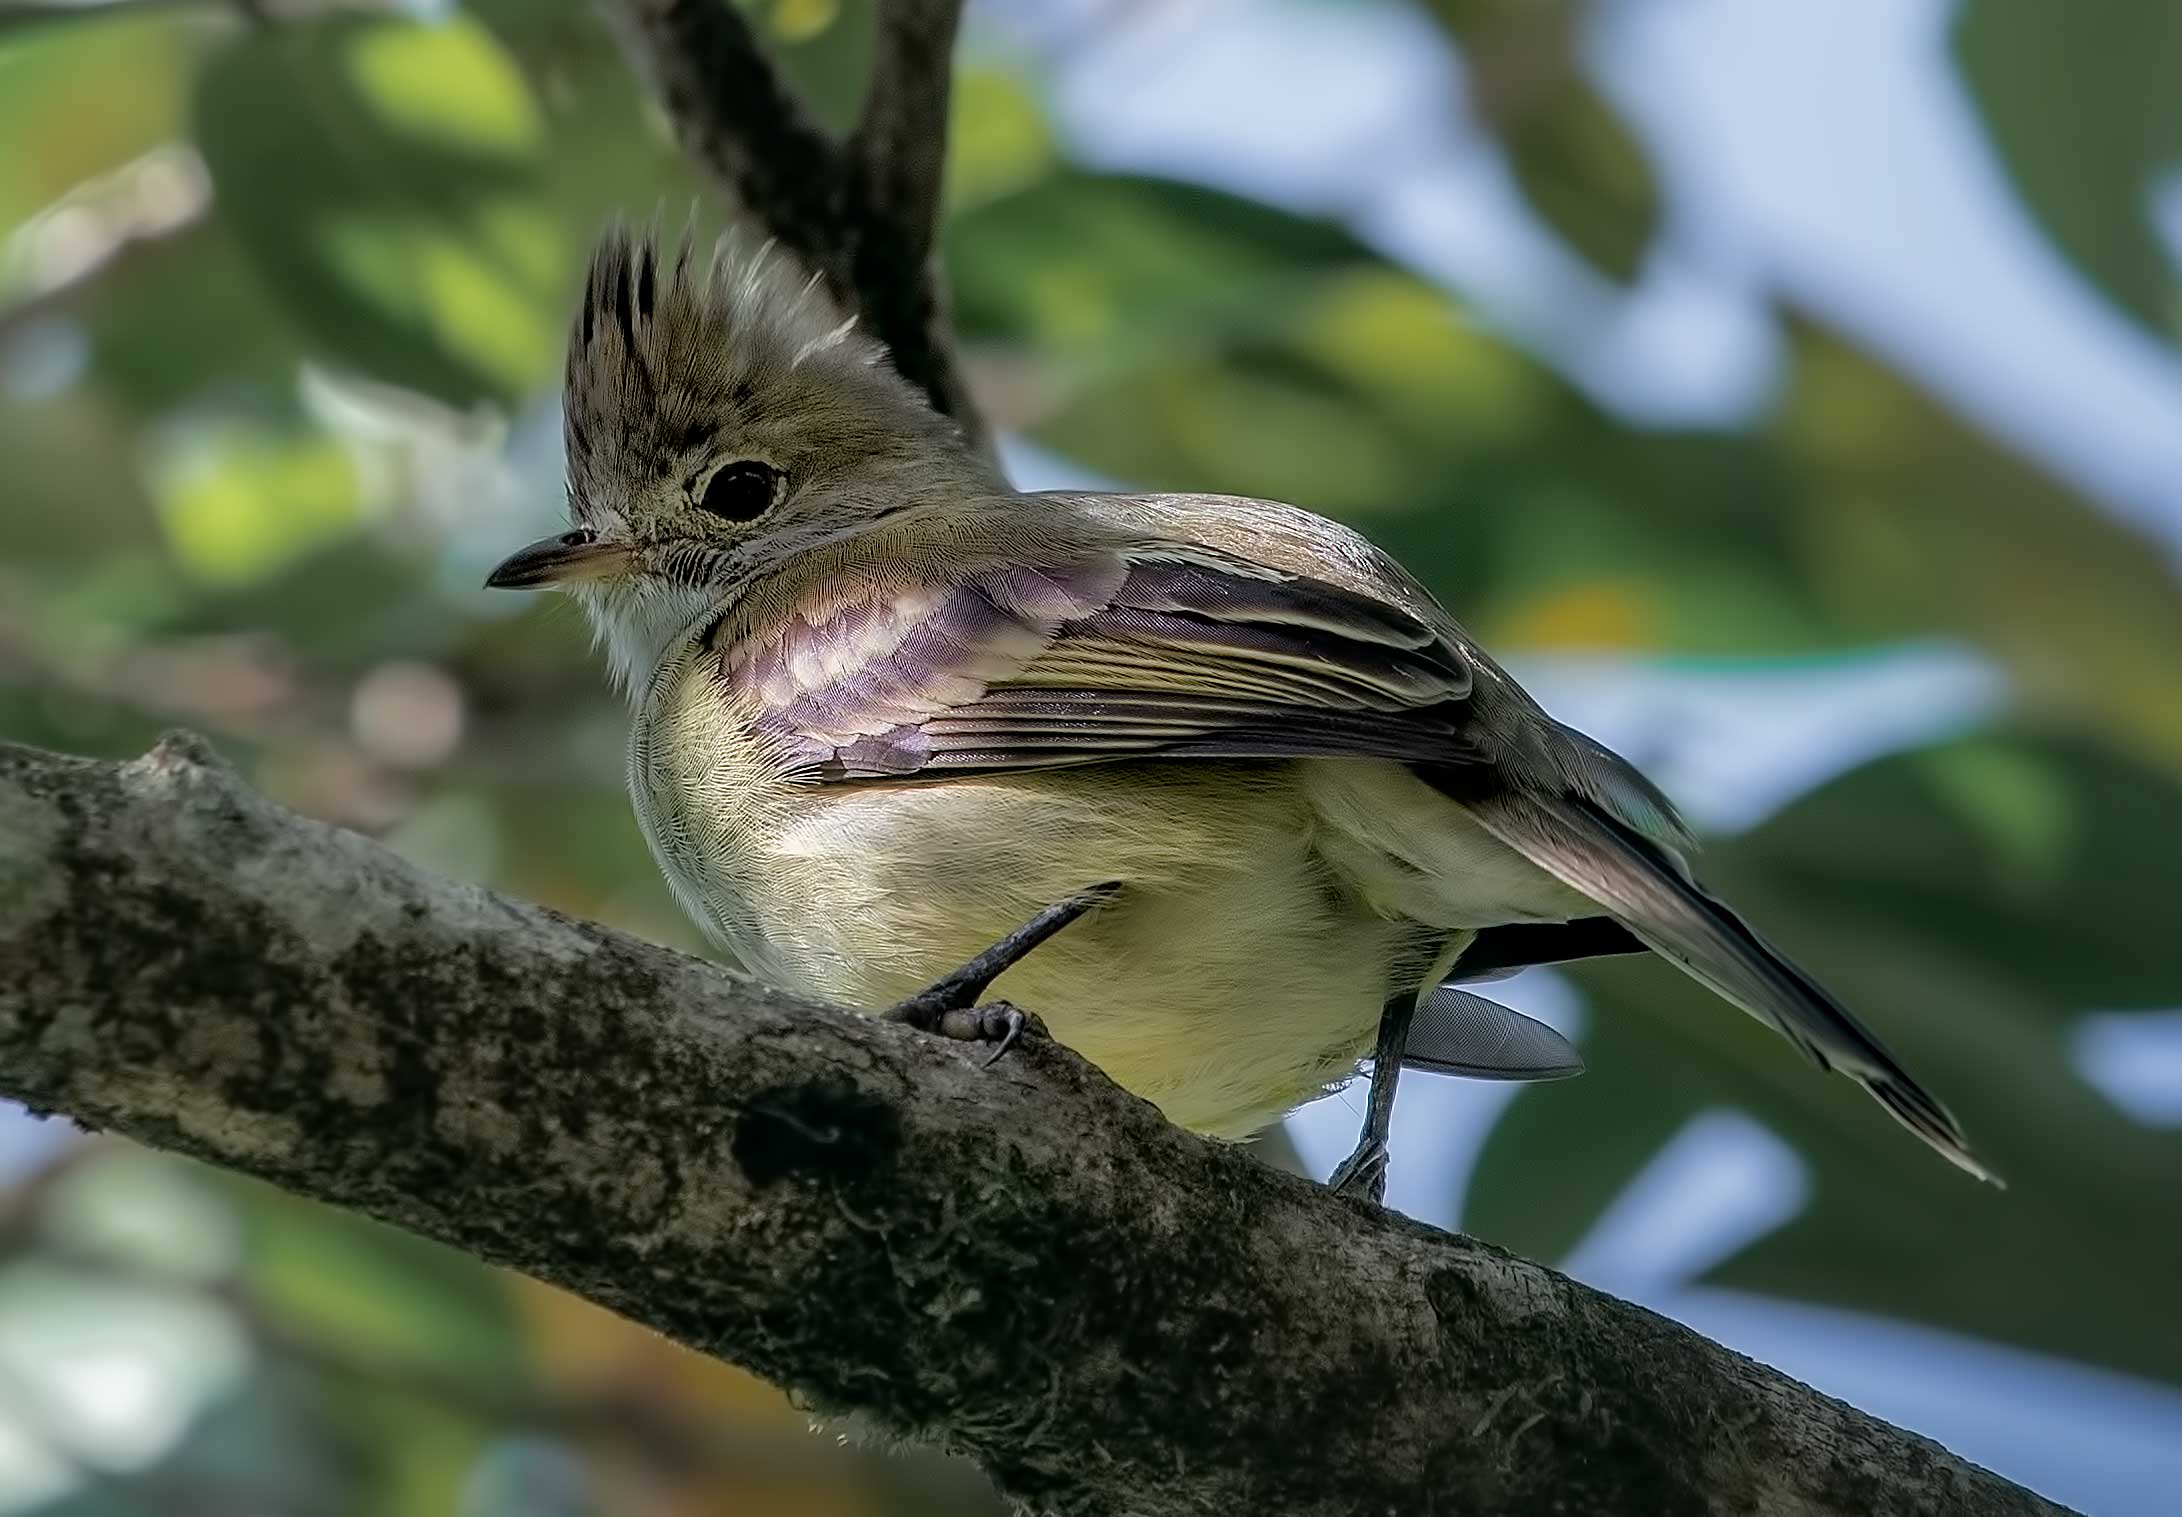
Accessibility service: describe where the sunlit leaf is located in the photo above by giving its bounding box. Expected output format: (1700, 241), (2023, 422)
(947, 66), (1056, 213)
(192, 15), (565, 406)
(466, 0), (713, 237)
(146, 416), (362, 586)
(345, 17), (545, 158)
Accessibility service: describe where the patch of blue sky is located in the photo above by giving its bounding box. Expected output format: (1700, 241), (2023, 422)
(2073, 1010), (2182, 1128)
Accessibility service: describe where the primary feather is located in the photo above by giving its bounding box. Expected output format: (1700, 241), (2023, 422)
(1447, 786), (1994, 1182)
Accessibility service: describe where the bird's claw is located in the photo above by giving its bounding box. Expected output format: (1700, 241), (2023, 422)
(896, 999), (1044, 1067)
(975, 1005), (1034, 1067)
(1327, 1139), (1389, 1203)
(885, 885), (1115, 1067)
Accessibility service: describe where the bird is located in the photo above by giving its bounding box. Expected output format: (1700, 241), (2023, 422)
(486, 226), (1997, 1192)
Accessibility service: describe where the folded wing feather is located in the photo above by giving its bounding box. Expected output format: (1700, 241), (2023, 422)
(727, 549), (1478, 777)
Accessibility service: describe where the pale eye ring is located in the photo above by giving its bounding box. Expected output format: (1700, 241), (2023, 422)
(696, 460), (782, 522)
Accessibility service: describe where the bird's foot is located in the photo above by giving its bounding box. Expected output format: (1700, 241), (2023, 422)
(885, 883), (1120, 1066)
(893, 999), (1045, 1068)
(1327, 1138), (1389, 1204)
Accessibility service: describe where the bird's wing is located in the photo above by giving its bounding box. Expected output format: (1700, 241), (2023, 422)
(723, 546), (1484, 778)
(719, 524), (1990, 1183)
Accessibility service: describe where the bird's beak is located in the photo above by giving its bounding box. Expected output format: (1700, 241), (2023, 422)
(484, 530), (632, 590)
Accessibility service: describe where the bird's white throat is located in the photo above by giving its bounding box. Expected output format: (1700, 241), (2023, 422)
(574, 577), (717, 703)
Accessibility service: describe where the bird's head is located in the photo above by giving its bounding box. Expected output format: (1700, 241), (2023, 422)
(486, 224), (993, 693)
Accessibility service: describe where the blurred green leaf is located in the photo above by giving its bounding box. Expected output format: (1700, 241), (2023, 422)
(0, 389), (161, 560)
(239, 1177), (528, 1513)
(1955, 0), (2182, 344)
(146, 415), (362, 586)
(158, 535), (456, 662)
(1777, 328), (2182, 771)
(1468, 728), (2182, 1384)
(247, 1187), (525, 1376)
(951, 172), (1380, 379)
(1759, 734), (2182, 1011)
(73, 215), (317, 415)
(192, 15), (566, 406)
(1426, 0), (1660, 283)
(1499, 75), (1658, 284)
(465, 0), (710, 234)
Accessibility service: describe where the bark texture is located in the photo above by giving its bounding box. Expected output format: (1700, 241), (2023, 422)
(0, 735), (2075, 1517)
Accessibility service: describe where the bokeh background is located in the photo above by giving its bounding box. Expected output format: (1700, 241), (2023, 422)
(4, 0), (2180, 1511)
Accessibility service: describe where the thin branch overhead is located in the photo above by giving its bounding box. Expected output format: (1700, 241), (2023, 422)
(851, 0), (967, 269)
(609, 0), (983, 440)
(0, 735), (2077, 1517)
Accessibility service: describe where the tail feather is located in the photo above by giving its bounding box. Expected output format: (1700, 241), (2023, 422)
(1461, 786), (2000, 1186)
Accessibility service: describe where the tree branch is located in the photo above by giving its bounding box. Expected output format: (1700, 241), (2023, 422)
(607, 0), (982, 439)
(0, 735), (2073, 1517)
(850, 0), (964, 268)
(611, 0), (842, 260)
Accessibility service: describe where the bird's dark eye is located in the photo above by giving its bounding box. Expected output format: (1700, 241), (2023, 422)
(697, 460), (781, 522)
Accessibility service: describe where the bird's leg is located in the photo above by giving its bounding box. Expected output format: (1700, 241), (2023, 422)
(886, 882), (1122, 1066)
(1327, 991), (1417, 1203)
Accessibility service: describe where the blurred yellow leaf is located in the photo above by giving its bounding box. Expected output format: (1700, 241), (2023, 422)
(772, 0), (843, 45)
(346, 15), (545, 158)
(1296, 269), (1551, 447)
(150, 420), (361, 585)
(947, 68), (1056, 212)
(1495, 580), (1656, 649)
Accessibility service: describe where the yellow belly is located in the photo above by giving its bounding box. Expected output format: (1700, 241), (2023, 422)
(738, 762), (1428, 1137)
(628, 650), (1568, 1137)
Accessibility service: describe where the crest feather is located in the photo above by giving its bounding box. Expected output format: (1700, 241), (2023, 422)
(561, 223), (891, 512)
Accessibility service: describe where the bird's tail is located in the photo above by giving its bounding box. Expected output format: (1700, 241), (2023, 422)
(1461, 787), (2000, 1185)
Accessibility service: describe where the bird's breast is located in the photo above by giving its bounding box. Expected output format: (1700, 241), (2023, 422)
(628, 634), (808, 972)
